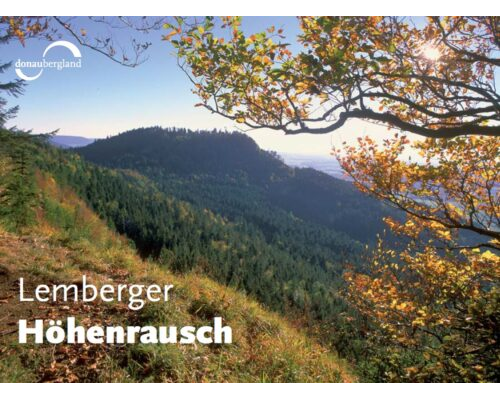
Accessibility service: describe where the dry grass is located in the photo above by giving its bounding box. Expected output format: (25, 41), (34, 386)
(0, 172), (355, 382)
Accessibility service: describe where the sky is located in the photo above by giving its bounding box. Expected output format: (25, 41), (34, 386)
(3, 16), (415, 156)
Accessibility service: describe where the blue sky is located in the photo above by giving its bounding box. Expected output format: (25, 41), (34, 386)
(3, 17), (406, 155)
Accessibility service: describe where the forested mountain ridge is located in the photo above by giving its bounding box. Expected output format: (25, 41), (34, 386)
(0, 129), (395, 380)
(0, 130), (354, 382)
(76, 127), (396, 244)
(35, 140), (359, 323)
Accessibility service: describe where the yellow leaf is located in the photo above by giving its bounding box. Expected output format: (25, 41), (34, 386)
(481, 250), (498, 262)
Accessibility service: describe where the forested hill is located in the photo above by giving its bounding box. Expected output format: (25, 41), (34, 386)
(1, 129), (389, 377)
(76, 127), (395, 244)
(77, 127), (287, 182)
(0, 130), (354, 382)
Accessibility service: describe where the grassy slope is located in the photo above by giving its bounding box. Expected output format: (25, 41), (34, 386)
(0, 171), (355, 382)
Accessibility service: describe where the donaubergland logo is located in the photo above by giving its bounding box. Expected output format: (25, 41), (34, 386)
(15, 40), (82, 81)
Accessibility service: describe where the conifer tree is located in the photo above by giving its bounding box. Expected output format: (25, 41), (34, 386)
(0, 131), (37, 230)
(0, 61), (24, 128)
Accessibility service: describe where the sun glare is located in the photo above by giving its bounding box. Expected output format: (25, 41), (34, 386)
(422, 45), (441, 61)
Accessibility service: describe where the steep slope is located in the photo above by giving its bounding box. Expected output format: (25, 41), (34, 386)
(17, 131), (359, 326)
(0, 160), (354, 382)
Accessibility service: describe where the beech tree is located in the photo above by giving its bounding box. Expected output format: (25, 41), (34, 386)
(166, 16), (499, 138)
(338, 135), (499, 382)
(167, 16), (500, 381)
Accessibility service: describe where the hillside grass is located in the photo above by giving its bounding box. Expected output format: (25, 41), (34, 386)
(0, 170), (355, 382)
